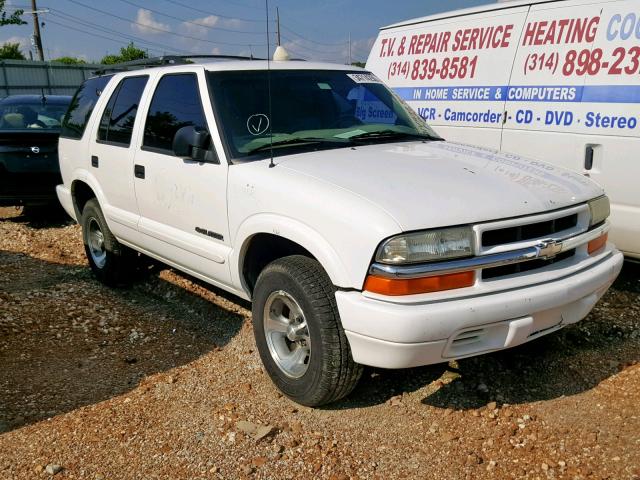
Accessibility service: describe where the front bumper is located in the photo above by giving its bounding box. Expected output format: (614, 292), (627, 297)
(336, 246), (623, 369)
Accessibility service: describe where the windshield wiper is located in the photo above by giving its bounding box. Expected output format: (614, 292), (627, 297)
(245, 137), (349, 155)
(346, 130), (441, 142)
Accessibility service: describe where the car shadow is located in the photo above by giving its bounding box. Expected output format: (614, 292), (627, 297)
(0, 250), (244, 434)
(329, 260), (639, 410)
(0, 205), (73, 229)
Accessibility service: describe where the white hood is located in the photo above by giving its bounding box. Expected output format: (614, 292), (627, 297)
(276, 141), (603, 231)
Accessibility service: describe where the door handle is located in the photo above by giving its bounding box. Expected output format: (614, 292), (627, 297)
(134, 164), (145, 179)
(91, 155), (99, 168)
(584, 146), (594, 170)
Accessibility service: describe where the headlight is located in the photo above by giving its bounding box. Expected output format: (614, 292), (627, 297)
(588, 196), (610, 227)
(375, 226), (474, 264)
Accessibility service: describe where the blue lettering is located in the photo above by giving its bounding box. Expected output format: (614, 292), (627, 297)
(607, 14), (622, 40)
(417, 107), (436, 120)
(620, 13), (636, 40)
(515, 109), (533, 124)
(444, 108), (501, 123)
(545, 110), (573, 126)
(585, 112), (637, 129)
(606, 13), (640, 40)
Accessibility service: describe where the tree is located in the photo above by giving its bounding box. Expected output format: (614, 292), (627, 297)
(100, 54), (121, 65)
(0, 42), (25, 60)
(100, 42), (148, 65)
(0, 0), (26, 27)
(351, 61), (366, 68)
(51, 56), (86, 65)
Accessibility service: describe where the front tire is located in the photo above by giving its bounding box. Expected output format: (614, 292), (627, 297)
(81, 198), (133, 286)
(252, 255), (363, 406)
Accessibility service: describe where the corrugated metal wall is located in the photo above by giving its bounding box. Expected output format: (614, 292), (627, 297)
(0, 60), (104, 97)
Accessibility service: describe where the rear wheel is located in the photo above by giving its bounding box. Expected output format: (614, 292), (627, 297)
(81, 198), (134, 286)
(252, 255), (363, 406)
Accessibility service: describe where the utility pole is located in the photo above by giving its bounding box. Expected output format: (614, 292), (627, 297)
(348, 33), (352, 65)
(276, 7), (281, 46)
(31, 0), (44, 61)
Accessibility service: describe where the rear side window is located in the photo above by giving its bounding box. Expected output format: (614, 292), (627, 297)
(60, 75), (113, 140)
(143, 73), (207, 153)
(97, 76), (148, 146)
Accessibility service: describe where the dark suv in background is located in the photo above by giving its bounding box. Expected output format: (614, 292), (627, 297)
(0, 94), (71, 207)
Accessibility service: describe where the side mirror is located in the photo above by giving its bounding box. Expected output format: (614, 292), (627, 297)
(172, 125), (217, 163)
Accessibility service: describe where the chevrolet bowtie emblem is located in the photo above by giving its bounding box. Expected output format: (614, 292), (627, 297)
(537, 239), (563, 259)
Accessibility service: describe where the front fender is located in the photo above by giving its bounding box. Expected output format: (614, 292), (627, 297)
(230, 214), (352, 292)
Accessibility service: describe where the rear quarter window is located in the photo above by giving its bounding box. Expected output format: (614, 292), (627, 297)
(60, 75), (113, 140)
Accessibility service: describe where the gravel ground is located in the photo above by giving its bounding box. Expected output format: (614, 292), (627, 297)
(0, 206), (638, 480)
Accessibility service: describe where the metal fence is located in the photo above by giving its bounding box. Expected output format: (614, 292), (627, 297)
(0, 60), (103, 97)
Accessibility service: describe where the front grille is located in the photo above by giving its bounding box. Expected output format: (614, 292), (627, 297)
(482, 249), (576, 280)
(482, 213), (578, 247)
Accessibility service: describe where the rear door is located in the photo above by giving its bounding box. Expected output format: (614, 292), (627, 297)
(88, 75), (148, 242)
(132, 67), (232, 286)
(366, 5), (530, 149)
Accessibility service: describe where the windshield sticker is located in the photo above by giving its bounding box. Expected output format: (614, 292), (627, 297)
(246, 113), (270, 136)
(347, 73), (383, 84)
(317, 82), (332, 90)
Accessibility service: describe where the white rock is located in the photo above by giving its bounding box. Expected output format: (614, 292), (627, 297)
(45, 464), (63, 475)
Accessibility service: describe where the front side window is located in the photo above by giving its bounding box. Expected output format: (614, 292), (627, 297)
(61, 75), (113, 139)
(207, 70), (441, 162)
(143, 73), (208, 153)
(97, 75), (148, 146)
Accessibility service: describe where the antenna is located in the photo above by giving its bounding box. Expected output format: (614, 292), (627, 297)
(276, 7), (281, 46)
(266, 0), (275, 168)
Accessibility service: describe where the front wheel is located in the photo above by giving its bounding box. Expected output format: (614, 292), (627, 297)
(252, 255), (363, 406)
(81, 198), (134, 286)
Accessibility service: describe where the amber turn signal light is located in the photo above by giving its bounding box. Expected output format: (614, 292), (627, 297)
(364, 271), (475, 296)
(587, 233), (608, 255)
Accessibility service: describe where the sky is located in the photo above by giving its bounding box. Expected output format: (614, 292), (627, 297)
(0, 0), (500, 63)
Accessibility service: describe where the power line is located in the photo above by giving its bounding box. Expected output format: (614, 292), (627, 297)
(49, 10), (194, 55)
(281, 35), (347, 56)
(63, 0), (266, 48)
(14, 1), (367, 59)
(281, 25), (349, 48)
(116, 0), (265, 36)
(158, 0), (264, 23)
(280, 44), (309, 60)
(45, 18), (166, 56)
(280, 37), (368, 63)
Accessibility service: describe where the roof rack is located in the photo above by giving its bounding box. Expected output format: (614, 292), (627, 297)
(93, 54), (265, 75)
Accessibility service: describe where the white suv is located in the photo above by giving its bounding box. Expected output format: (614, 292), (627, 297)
(56, 57), (623, 406)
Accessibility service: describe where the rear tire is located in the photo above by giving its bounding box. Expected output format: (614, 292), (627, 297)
(252, 255), (363, 406)
(81, 198), (134, 287)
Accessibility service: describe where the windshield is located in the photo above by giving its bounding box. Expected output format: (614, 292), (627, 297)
(0, 99), (71, 131)
(207, 70), (441, 161)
